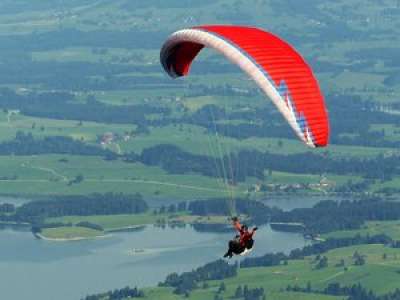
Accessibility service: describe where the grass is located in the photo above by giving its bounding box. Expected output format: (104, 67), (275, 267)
(0, 178), (236, 199)
(40, 226), (103, 240)
(31, 47), (158, 65)
(0, 154), (247, 199)
(0, 112), (135, 144)
(47, 213), (166, 231)
(268, 171), (321, 185)
(319, 245), (400, 294)
(0, 151), (376, 198)
(328, 70), (386, 91)
(6, 109), (392, 161)
(143, 243), (400, 299)
(91, 89), (182, 106)
(144, 288), (343, 300)
(323, 221), (400, 240)
(370, 124), (400, 143)
(0, 104), (393, 199)
(0, 0), (398, 202)
(120, 123), (398, 159)
(371, 178), (400, 193)
(46, 213), (230, 231)
(0, 1), (399, 299)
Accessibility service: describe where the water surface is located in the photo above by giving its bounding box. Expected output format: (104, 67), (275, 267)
(0, 224), (306, 300)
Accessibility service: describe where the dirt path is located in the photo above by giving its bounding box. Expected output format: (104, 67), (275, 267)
(0, 174), (233, 193)
(21, 163), (69, 182)
(85, 178), (230, 193)
(320, 271), (345, 282)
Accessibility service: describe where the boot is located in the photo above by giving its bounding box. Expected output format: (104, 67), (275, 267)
(223, 250), (233, 258)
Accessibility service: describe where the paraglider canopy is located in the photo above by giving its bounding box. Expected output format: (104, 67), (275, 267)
(160, 25), (330, 148)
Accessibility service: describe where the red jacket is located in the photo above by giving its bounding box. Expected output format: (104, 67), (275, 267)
(233, 221), (255, 247)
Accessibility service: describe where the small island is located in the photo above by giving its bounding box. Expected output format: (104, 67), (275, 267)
(37, 226), (106, 241)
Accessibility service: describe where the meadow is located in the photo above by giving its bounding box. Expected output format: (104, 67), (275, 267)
(142, 242), (400, 300)
(1, 1), (400, 299)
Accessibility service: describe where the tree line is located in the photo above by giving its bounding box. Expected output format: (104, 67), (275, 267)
(82, 286), (144, 300)
(127, 143), (400, 183)
(160, 259), (237, 295)
(287, 282), (400, 300)
(0, 131), (111, 157)
(272, 198), (400, 234)
(158, 233), (397, 299)
(0, 28), (166, 51)
(0, 203), (15, 214)
(155, 197), (400, 237)
(186, 91), (400, 149)
(4, 193), (147, 224)
(188, 198), (280, 224)
(0, 89), (168, 125)
(231, 285), (266, 300)
(240, 234), (391, 269)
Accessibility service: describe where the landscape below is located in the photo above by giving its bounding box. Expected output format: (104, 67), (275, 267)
(0, 0), (400, 299)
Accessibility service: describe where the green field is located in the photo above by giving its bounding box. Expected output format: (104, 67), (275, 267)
(0, 113), (389, 199)
(0, 154), (247, 199)
(0, 0), (399, 200)
(1, 1), (400, 299)
(0, 152), (372, 198)
(144, 287), (344, 300)
(47, 213), (167, 231)
(43, 213), (232, 240)
(142, 243), (400, 300)
(3, 111), (395, 160)
(40, 226), (103, 240)
(323, 221), (400, 240)
(46, 213), (229, 232)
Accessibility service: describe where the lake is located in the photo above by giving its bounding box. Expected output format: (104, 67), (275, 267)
(0, 224), (307, 300)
